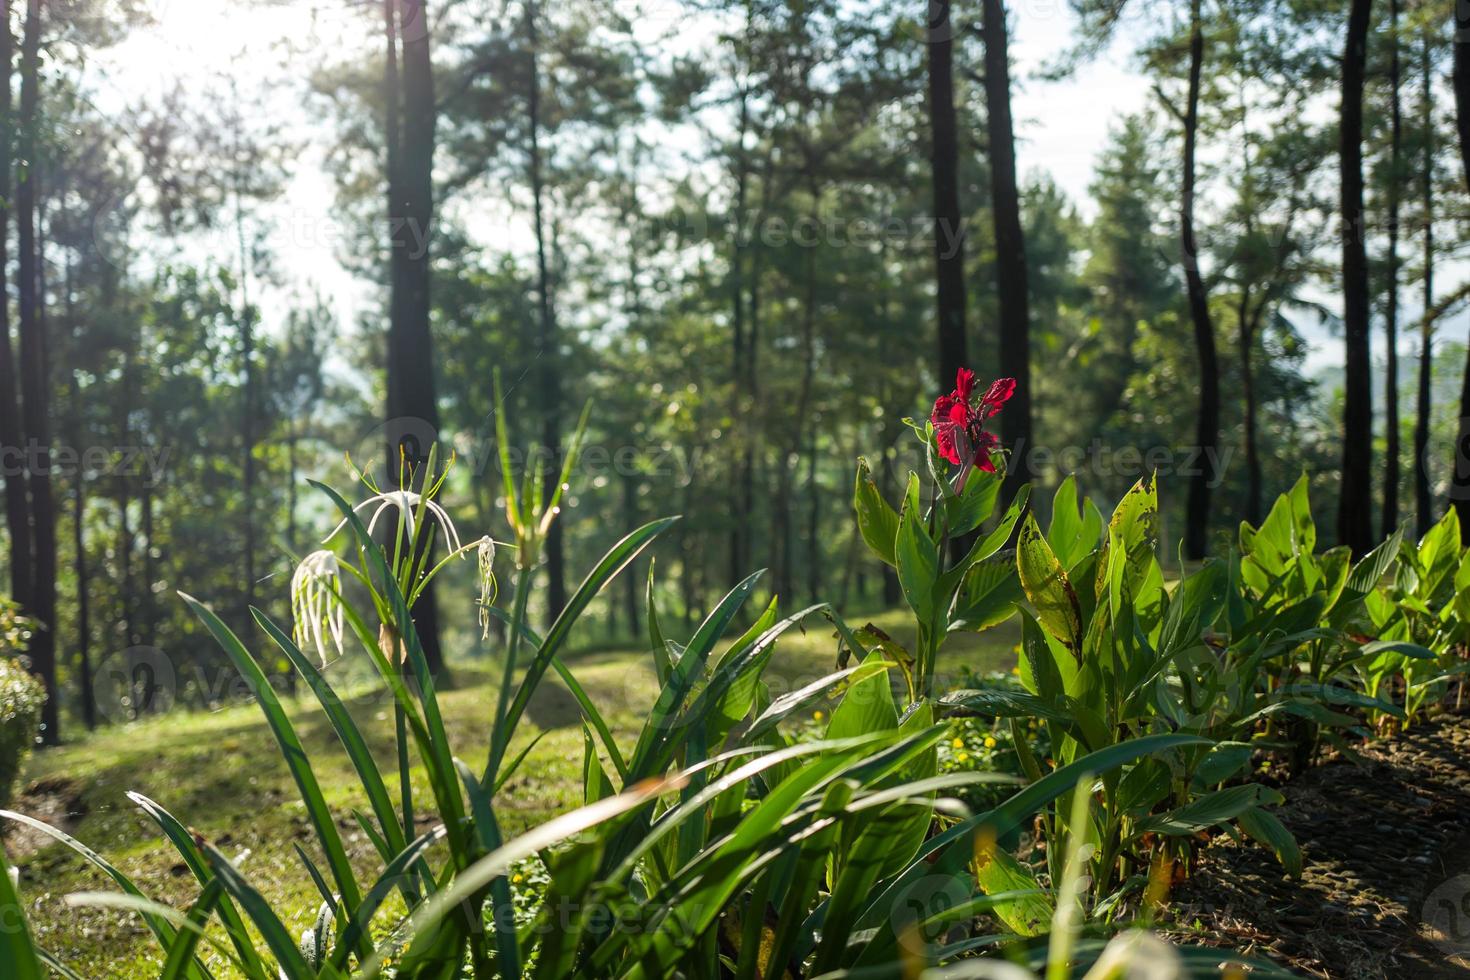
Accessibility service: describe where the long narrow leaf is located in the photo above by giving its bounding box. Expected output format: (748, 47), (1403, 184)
(180, 593), (365, 941)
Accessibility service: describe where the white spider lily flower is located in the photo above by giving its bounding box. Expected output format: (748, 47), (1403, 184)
(477, 536), (498, 639)
(8, 865), (17, 891)
(291, 550), (345, 667)
(326, 489), (464, 552)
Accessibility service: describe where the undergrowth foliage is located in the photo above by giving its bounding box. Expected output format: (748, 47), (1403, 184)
(1, 371), (1467, 978)
(0, 600), (43, 809)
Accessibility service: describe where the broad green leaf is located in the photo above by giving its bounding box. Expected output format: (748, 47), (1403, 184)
(938, 687), (1070, 722)
(896, 474), (940, 626)
(973, 841), (1053, 936)
(1135, 784), (1276, 836)
(1016, 513), (1082, 653)
(1238, 806), (1302, 878)
(1048, 475), (1103, 570)
(951, 556), (1023, 633)
(826, 649), (899, 740)
(854, 457), (900, 567)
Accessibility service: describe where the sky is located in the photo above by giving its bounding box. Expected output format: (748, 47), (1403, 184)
(87, 0), (1461, 383)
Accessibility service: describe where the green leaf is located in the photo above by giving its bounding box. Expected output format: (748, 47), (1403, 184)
(1048, 475), (1102, 570)
(159, 880), (224, 980)
(944, 467), (1002, 538)
(854, 457), (900, 567)
(501, 516), (679, 772)
(826, 649), (899, 740)
(362, 781), (672, 979)
(1094, 474), (1159, 600)
(743, 661), (891, 742)
(951, 557), (1022, 633)
(938, 688), (1070, 722)
(896, 474), (940, 625)
(1135, 784), (1272, 836)
(974, 840), (1053, 936)
(1016, 513), (1082, 653)
(181, 594), (364, 933)
(628, 569), (763, 781)
(852, 733), (1210, 935)
(201, 845), (318, 979)
(1238, 806), (1302, 878)
(0, 844), (42, 980)
(0, 810), (197, 973)
(128, 793), (271, 979)
(253, 610), (409, 863)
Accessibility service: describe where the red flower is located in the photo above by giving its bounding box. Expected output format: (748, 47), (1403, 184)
(931, 369), (1014, 472)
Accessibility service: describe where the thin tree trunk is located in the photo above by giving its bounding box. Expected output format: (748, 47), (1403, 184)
(390, 0), (445, 675)
(926, 0), (968, 390)
(0, 0), (27, 612)
(1382, 0), (1403, 539)
(779, 172), (820, 603)
(526, 0), (565, 624)
(622, 474), (639, 636)
(232, 88), (258, 624)
(1238, 289), (1263, 524)
(1181, 0), (1221, 560)
(1338, 0), (1375, 556)
(62, 252), (93, 729)
(982, 0), (1032, 503)
(805, 429), (820, 605)
(1414, 29), (1435, 536)
(1452, 0), (1470, 540)
(17, 0), (56, 743)
(729, 83), (750, 589)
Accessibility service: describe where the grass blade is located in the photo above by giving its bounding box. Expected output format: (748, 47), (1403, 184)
(254, 608), (410, 862)
(180, 592), (365, 951)
(128, 792), (272, 979)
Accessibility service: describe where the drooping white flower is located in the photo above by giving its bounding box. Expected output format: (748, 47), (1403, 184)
(291, 550), (345, 667)
(477, 536), (498, 639)
(326, 489), (464, 553)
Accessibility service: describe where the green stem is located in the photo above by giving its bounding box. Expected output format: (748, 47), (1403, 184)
(486, 564), (535, 784)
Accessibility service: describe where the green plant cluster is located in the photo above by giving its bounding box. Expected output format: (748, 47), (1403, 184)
(852, 422), (1470, 936)
(0, 599), (44, 809)
(7, 392), (1463, 979)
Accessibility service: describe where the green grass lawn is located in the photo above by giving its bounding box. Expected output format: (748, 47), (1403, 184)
(6, 608), (1018, 978)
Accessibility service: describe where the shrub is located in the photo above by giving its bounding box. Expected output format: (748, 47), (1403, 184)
(0, 599), (43, 808)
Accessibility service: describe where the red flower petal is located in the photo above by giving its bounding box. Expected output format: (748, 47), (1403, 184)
(982, 377), (1016, 410)
(954, 367), (976, 402)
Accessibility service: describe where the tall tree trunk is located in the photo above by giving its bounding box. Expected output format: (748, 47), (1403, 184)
(0, 0), (26, 612)
(1238, 289), (1263, 524)
(1452, 0), (1470, 540)
(17, 0), (56, 742)
(1181, 0), (1221, 560)
(64, 254), (93, 730)
(926, 0), (968, 389)
(805, 429), (820, 605)
(729, 83), (751, 589)
(1337, 0), (1375, 556)
(232, 90), (258, 624)
(388, 0), (445, 675)
(1382, 0), (1403, 539)
(982, 0), (1032, 503)
(526, 0), (566, 624)
(1414, 29), (1435, 537)
(622, 473), (639, 636)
